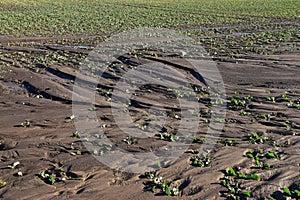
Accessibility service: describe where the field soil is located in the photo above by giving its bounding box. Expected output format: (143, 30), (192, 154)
(0, 34), (299, 200)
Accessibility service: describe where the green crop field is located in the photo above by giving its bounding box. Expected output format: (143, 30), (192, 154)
(0, 0), (299, 37)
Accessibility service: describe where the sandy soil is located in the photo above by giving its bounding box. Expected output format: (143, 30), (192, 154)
(0, 35), (299, 200)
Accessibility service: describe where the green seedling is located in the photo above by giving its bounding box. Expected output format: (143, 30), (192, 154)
(123, 136), (137, 145)
(138, 123), (147, 131)
(146, 116), (157, 121)
(72, 131), (81, 138)
(284, 120), (291, 129)
(144, 171), (179, 196)
(245, 149), (279, 168)
(287, 101), (300, 109)
(266, 96), (276, 103)
(220, 174), (252, 199)
(215, 117), (224, 123)
(168, 113), (181, 119)
(283, 187), (300, 199)
(282, 93), (290, 101)
(258, 113), (272, 120)
(240, 111), (250, 116)
(230, 97), (246, 107)
(39, 171), (56, 184)
(8, 161), (20, 170)
(228, 166), (237, 176)
(245, 95), (254, 102)
(262, 163), (271, 169)
(229, 95), (254, 111)
(284, 187), (292, 196)
(227, 166), (260, 181)
(248, 132), (268, 144)
(159, 133), (179, 142)
(88, 107), (96, 111)
(70, 150), (81, 156)
(192, 136), (206, 144)
(21, 120), (31, 127)
(39, 166), (81, 185)
(224, 138), (239, 146)
(237, 173), (260, 181)
(210, 97), (224, 106)
(265, 151), (277, 159)
(190, 154), (212, 167)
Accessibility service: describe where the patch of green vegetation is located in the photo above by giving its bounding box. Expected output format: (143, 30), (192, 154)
(283, 187), (300, 199)
(158, 132), (179, 142)
(21, 120), (31, 128)
(39, 166), (81, 185)
(287, 100), (300, 109)
(245, 149), (280, 168)
(123, 136), (138, 145)
(192, 136), (206, 144)
(223, 138), (239, 146)
(72, 131), (81, 138)
(190, 153), (212, 167)
(143, 171), (179, 196)
(220, 166), (256, 199)
(248, 132), (268, 144)
(228, 95), (253, 110)
(8, 161), (20, 170)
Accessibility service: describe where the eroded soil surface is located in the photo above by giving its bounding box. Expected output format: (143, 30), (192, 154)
(0, 30), (299, 200)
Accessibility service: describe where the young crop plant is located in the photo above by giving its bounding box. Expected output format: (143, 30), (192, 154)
(219, 166), (257, 199)
(287, 100), (300, 109)
(281, 93), (291, 101)
(266, 96), (276, 103)
(72, 131), (81, 138)
(190, 153), (212, 167)
(283, 187), (300, 199)
(21, 120), (31, 128)
(123, 136), (137, 145)
(239, 111), (251, 116)
(158, 132), (179, 142)
(143, 171), (179, 196)
(8, 161), (20, 170)
(223, 138), (239, 146)
(257, 113), (275, 121)
(228, 95), (253, 111)
(245, 149), (280, 168)
(248, 132), (268, 144)
(227, 166), (260, 181)
(39, 166), (81, 185)
(168, 113), (181, 119)
(192, 136), (206, 144)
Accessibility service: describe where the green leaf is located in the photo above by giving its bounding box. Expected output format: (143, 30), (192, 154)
(266, 151), (276, 158)
(238, 173), (247, 178)
(48, 174), (55, 184)
(246, 152), (254, 159)
(253, 132), (259, 139)
(247, 174), (260, 180)
(165, 185), (171, 195)
(228, 166), (236, 176)
(263, 163), (271, 169)
(255, 157), (261, 166)
(283, 187), (292, 196)
(294, 189), (300, 196)
(151, 186), (156, 193)
(240, 191), (251, 197)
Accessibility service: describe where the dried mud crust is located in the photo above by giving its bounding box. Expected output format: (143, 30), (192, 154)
(0, 33), (299, 200)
